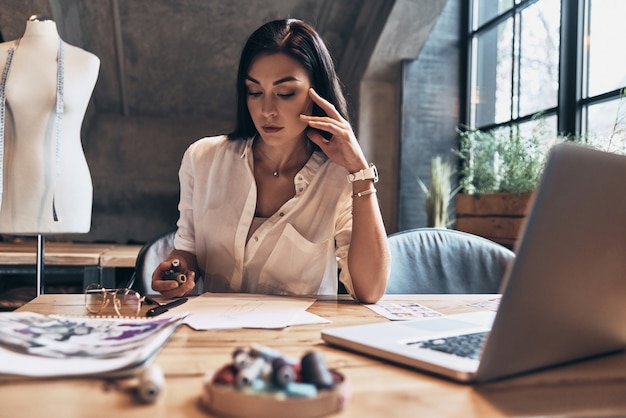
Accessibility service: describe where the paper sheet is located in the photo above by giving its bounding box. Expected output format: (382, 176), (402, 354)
(367, 298), (503, 320)
(177, 293), (329, 330)
(468, 297), (501, 311)
(366, 301), (443, 320)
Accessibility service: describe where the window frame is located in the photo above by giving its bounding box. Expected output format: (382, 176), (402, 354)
(462, 0), (626, 141)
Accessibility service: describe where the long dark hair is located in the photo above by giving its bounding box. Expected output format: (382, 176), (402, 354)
(228, 19), (348, 142)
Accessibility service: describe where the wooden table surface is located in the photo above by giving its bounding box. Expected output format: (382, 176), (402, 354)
(0, 241), (114, 265)
(100, 245), (142, 268)
(3, 294), (626, 417)
(0, 241), (141, 267)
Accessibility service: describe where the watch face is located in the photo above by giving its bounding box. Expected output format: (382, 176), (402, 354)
(370, 165), (379, 182)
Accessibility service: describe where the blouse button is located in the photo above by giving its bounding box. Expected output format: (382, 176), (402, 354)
(279, 212), (284, 217)
(253, 236), (259, 242)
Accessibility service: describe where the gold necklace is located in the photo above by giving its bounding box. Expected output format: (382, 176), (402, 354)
(255, 142), (309, 178)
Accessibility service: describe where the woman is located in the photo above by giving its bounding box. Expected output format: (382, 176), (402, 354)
(152, 19), (390, 303)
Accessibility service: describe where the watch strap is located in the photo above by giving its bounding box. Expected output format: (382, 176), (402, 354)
(347, 163), (379, 183)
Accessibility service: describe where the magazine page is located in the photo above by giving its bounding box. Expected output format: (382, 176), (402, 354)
(0, 312), (183, 378)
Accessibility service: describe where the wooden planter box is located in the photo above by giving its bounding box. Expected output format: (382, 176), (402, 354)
(455, 191), (534, 249)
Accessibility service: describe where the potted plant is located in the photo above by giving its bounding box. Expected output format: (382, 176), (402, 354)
(417, 156), (460, 229)
(453, 121), (554, 248)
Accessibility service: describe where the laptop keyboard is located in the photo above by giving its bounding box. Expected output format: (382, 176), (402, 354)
(408, 332), (489, 360)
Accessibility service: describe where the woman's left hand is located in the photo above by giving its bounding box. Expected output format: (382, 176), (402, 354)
(300, 88), (369, 173)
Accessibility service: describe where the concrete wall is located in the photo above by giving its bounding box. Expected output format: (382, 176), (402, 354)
(80, 114), (226, 243)
(358, 0), (450, 233)
(399, 0), (461, 230)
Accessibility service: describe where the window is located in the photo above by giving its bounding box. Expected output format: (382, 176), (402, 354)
(465, 0), (626, 154)
(581, 0), (626, 152)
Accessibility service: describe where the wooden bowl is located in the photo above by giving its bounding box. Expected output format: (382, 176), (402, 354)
(200, 368), (349, 418)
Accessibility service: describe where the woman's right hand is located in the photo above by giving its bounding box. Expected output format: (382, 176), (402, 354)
(151, 253), (197, 298)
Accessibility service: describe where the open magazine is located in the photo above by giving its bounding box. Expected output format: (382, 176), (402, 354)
(0, 311), (183, 378)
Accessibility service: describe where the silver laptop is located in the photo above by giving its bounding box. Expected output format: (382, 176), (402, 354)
(322, 142), (626, 383)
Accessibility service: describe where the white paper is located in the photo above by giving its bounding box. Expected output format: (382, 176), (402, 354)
(180, 293), (326, 330)
(468, 298), (501, 311)
(292, 310), (331, 326)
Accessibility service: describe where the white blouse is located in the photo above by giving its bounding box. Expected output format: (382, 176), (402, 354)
(174, 135), (355, 296)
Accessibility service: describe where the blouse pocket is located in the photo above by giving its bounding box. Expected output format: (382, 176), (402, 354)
(257, 224), (332, 295)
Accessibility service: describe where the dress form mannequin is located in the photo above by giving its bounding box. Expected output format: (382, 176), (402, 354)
(0, 16), (99, 234)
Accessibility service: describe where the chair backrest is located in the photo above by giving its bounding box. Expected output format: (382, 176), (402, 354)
(130, 230), (176, 295)
(386, 228), (515, 294)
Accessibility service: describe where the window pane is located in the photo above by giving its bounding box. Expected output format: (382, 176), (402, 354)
(518, 0), (560, 117)
(518, 114), (559, 151)
(474, 0), (514, 28)
(583, 99), (626, 154)
(473, 19), (513, 127)
(586, 0), (626, 97)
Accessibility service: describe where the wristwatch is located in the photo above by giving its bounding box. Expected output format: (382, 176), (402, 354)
(347, 163), (379, 183)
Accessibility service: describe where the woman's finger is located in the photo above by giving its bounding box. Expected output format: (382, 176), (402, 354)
(308, 88), (342, 120)
(301, 115), (342, 135)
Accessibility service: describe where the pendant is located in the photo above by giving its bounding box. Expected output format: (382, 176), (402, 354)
(273, 170), (279, 177)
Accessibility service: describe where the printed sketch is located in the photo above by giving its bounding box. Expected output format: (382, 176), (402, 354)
(0, 312), (179, 359)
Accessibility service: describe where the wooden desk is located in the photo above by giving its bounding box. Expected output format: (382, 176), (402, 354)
(0, 241), (141, 290)
(100, 245), (142, 268)
(3, 294), (626, 417)
(0, 241), (112, 265)
(0, 241), (112, 292)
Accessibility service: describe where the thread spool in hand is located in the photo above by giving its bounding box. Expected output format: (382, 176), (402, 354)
(163, 271), (187, 285)
(163, 259), (187, 286)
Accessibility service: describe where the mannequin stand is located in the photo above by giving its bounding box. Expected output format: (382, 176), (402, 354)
(36, 234), (45, 296)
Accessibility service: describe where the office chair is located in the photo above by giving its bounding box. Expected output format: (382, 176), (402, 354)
(128, 230), (176, 295)
(386, 228), (515, 294)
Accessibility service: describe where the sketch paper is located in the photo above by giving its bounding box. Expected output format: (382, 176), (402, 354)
(0, 312), (182, 378)
(366, 301), (443, 320)
(178, 293), (324, 330)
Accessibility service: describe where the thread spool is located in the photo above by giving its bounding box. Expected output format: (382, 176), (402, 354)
(271, 357), (296, 388)
(232, 347), (250, 371)
(163, 259), (186, 286)
(300, 351), (335, 390)
(163, 271), (187, 285)
(250, 343), (282, 361)
(235, 356), (267, 388)
(137, 364), (165, 403)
